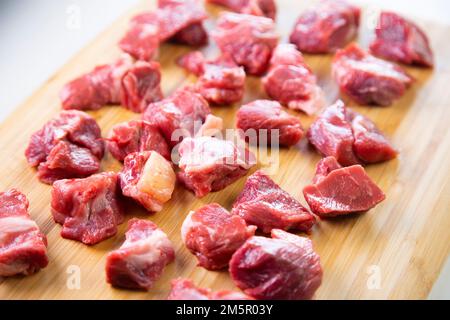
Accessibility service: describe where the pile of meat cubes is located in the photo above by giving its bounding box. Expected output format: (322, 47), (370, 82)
(1, 0), (435, 300)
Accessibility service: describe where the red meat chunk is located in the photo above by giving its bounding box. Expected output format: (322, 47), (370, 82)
(231, 170), (315, 233)
(290, 0), (360, 53)
(212, 12), (278, 76)
(236, 100), (304, 147)
(207, 0), (277, 20)
(51, 172), (125, 245)
(262, 44), (325, 115)
(119, 151), (176, 212)
(177, 136), (256, 197)
(143, 87), (211, 148)
(307, 100), (397, 166)
(332, 44), (414, 106)
(25, 110), (104, 184)
(0, 189), (48, 277)
(229, 229), (322, 300)
(106, 218), (174, 290)
(312, 156), (342, 184)
(60, 55), (163, 112)
(106, 120), (170, 162)
(181, 203), (256, 270)
(370, 12), (434, 68)
(167, 278), (253, 300)
(178, 51), (246, 105)
(303, 160), (386, 217)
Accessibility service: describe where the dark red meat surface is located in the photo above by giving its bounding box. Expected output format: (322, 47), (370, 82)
(181, 203), (256, 270)
(290, 0), (360, 54)
(61, 55), (163, 112)
(263, 44), (325, 115)
(25, 110), (104, 184)
(236, 99), (304, 147)
(208, 0), (277, 20)
(177, 136), (256, 197)
(212, 12), (278, 76)
(178, 51), (246, 105)
(231, 170), (315, 233)
(370, 12), (434, 67)
(167, 278), (253, 300)
(106, 218), (174, 290)
(303, 161), (386, 217)
(307, 100), (397, 166)
(0, 189), (48, 277)
(106, 120), (170, 162)
(51, 172), (125, 245)
(119, 151), (176, 212)
(143, 87), (211, 148)
(229, 229), (322, 300)
(332, 43), (414, 106)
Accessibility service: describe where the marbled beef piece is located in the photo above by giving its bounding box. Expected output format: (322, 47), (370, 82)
(61, 55), (163, 112)
(25, 110), (104, 184)
(177, 136), (256, 198)
(106, 120), (170, 162)
(143, 87), (211, 148)
(231, 170), (315, 233)
(0, 189), (48, 277)
(119, 151), (176, 212)
(168, 278), (253, 300)
(332, 44), (414, 106)
(106, 218), (174, 290)
(290, 0), (360, 54)
(303, 158), (386, 217)
(181, 203), (256, 270)
(51, 172), (125, 245)
(207, 0), (277, 20)
(307, 100), (397, 166)
(370, 12), (434, 67)
(212, 12), (278, 76)
(262, 44), (325, 115)
(236, 100), (304, 147)
(229, 229), (322, 300)
(178, 51), (246, 105)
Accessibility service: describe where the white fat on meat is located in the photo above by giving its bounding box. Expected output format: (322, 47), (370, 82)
(0, 217), (38, 243)
(195, 114), (223, 138)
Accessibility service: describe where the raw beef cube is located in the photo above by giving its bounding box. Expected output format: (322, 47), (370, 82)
(303, 161), (386, 217)
(178, 51), (246, 105)
(332, 44), (414, 106)
(157, 0), (208, 46)
(106, 120), (170, 162)
(207, 0), (277, 20)
(212, 12), (278, 75)
(236, 100), (304, 147)
(177, 136), (256, 197)
(370, 12), (434, 67)
(231, 170), (315, 233)
(61, 55), (163, 112)
(119, 151), (176, 212)
(106, 218), (174, 290)
(307, 100), (397, 165)
(312, 156), (342, 184)
(290, 0), (360, 53)
(262, 44), (325, 115)
(229, 229), (322, 300)
(167, 278), (253, 300)
(143, 87), (211, 147)
(25, 110), (104, 184)
(0, 189), (48, 277)
(51, 172), (125, 245)
(181, 203), (256, 270)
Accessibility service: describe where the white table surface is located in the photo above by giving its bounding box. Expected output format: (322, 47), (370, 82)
(0, 0), (448, 299)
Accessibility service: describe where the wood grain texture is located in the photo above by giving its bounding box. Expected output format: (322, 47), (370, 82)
(0, 0), (449, 300)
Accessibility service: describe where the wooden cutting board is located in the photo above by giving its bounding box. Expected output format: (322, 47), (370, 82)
(0, 0), (449, 300)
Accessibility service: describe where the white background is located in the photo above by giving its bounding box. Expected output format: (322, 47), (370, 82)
(0, 0), (448, 299)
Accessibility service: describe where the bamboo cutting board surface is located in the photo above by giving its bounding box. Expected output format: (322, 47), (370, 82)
(0, 0), (449, 300)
